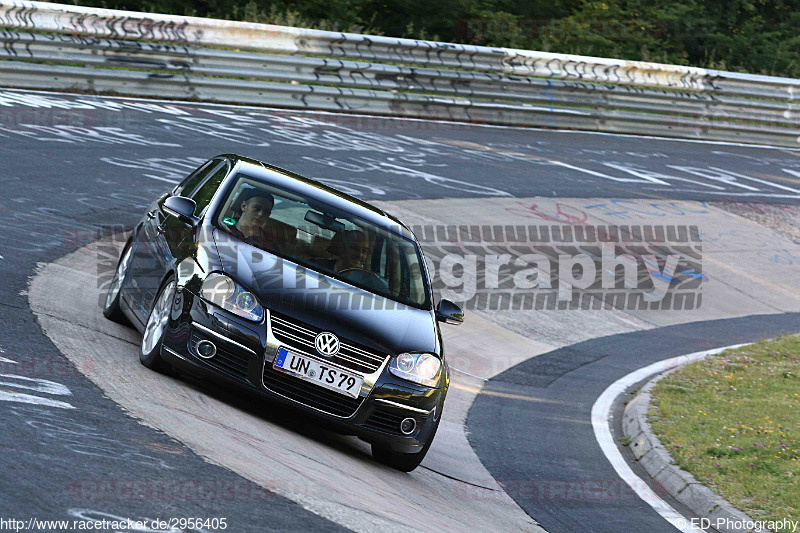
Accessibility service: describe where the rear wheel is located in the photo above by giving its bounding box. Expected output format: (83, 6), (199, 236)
(140, 277), (176, 374)
(372, 416), (440, 472)
(103, 238), (134, 324)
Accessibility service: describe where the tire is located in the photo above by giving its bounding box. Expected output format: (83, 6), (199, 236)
(140, 276), (177, 374)
(371, 416), (440, 472)
(103, 238), (134, 324)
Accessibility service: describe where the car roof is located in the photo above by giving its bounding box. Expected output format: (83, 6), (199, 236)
(221, 154), (416, 240)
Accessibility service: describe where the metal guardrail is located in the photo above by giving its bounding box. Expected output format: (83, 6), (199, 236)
(1, 0), (798, 146)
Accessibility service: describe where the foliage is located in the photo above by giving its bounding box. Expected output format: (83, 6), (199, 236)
(651, 335), (800, 527)
(65, 0), (800, 77)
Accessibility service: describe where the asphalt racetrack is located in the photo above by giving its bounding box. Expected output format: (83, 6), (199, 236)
(2, 88), (800, 532)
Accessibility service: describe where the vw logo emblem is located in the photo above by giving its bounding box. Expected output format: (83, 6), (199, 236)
(315, 332), (340, 357)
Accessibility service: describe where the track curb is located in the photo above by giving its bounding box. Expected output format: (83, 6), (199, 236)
(622, 364), (767, 533)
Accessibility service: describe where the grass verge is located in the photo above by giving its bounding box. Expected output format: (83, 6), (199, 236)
(649, 334), (800, 529)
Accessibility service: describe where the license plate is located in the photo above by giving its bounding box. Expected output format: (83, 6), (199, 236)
(273, 348), (363, 398)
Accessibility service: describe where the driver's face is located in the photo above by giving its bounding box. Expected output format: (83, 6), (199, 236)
(344, 240), (368, 267)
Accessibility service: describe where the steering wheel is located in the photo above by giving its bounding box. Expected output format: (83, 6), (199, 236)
(243, 231), (279, 251)
(338, 267), (382, 282)
(337, 268), (389, 292)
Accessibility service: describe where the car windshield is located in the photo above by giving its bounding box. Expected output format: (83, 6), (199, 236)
(212, 173), (430, 308)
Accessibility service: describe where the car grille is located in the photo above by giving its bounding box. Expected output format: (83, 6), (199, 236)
(262, 365), (363, 418)
(269, 312), (387, 374)
(364, 407), (407, 435)
(190, 331), (250, 380)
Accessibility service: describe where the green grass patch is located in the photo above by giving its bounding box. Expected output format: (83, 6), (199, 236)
(650, 334), (800, 529)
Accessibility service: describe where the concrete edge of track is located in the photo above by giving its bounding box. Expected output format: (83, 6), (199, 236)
(609, 345), (769, 533)
(467, 315), (800, 533)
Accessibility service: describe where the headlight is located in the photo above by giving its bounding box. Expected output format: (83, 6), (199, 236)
(200, 273), (264, 322)
(389, 353), (442, 387)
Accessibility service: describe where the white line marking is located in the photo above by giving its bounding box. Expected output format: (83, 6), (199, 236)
(591, 344), (748, 532)
(4, 88), (800, 152)
(0, 357), (16, 364)
(707, 166), (800, 194)
(0, 391), (75, 409)
(450, 367), (488, 381)
(549, 160), (650, 183)
(0, 374), (73, 396)
(143, 174), (180, 184)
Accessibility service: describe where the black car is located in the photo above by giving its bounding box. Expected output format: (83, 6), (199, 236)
(103, 154), (463, 471)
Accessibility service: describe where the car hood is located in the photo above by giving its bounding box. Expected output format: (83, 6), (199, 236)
(212, 229), (437, 356)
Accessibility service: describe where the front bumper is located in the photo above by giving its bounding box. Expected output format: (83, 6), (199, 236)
(160, 288), (445, 454)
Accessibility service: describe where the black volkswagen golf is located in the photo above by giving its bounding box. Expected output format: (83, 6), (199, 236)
(103, 154), (463, 471)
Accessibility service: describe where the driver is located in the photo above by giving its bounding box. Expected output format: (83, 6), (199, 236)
(231, 191), (279, 250)
(329, 230), (369, 272)
(327, 230), (389, 293)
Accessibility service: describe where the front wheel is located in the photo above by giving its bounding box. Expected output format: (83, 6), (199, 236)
(140, 277), (176, 374)
(103, 238), (134, 324)
(371, 417), (440, 472)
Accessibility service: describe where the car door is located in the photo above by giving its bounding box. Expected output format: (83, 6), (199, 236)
(127, 158), (230, 323)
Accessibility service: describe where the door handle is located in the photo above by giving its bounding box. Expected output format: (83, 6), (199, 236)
(156, 225), (165, 235)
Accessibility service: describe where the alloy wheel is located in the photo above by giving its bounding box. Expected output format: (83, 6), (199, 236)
(105, 245), (133, 310)
(142, 280), (176, 356)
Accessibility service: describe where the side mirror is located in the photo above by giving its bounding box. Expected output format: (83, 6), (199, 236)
(163, 196), (199, 226)
(436, 299), (464, 325)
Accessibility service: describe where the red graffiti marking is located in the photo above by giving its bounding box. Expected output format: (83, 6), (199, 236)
(505, 202), (589, 225)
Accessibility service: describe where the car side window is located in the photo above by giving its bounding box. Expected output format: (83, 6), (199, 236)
(189, 162), (230, 216)
(174, 159), (218, 197)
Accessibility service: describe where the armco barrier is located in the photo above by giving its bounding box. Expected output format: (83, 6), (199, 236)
(0, 0), (798, 146)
